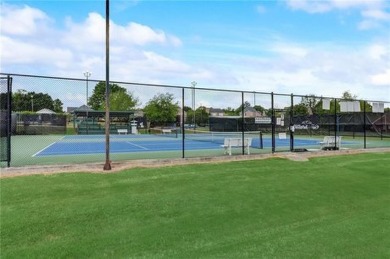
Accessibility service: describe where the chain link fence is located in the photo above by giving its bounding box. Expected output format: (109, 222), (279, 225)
(1, 73), (389, 168)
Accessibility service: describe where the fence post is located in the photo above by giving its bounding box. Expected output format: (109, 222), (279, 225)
(290, 94), (294, 152)
(241, 91), (245, 155)
(364, 101), (366, 148)
(103, 0), (111, 170)
(271, 92), (275, 153)
(182, 88), (185, 158)
(334, 98), (338, 150)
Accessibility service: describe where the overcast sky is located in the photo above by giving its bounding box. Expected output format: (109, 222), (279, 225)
(1, 0), (389, 108)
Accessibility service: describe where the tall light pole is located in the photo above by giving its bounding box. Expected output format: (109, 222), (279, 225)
(31, 94), (34, 112)
(191, 81), (197, 129)
(103, 0), (111, 170)
(83, 71), (91, 108)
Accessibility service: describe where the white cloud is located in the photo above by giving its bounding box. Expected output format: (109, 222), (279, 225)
(63, 12), (182, 47)
(1, 3), (389, 108)
(285, 0), (390, 30)
(230, 40), (390, 101)
(285, 0), (332, 13)
(371, 69), (390, 86)
(285, 0), (383, 13)
(362, 9), (390, 20)
(0, 5), (185, 77)
(0, 3), (51, 36)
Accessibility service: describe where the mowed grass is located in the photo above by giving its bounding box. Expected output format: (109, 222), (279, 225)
(1, 153), (389, 258)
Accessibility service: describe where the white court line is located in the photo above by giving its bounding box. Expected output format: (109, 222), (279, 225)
(126, 141), (148, 150)
(32, 136), (66, 157)
(32, 142), (57, 157)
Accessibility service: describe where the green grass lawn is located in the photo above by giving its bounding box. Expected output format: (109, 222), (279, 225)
(1, 153), (389, 258)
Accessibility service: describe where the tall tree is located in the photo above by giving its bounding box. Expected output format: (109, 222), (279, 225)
(195, 106), (209, 126)
(88, 81), (135, 110)
(235, 101), (251, 114)
(144, 93), (178, 127)
(108, 90), (139, 111)
(253, 105), (266, 114)
(223, 107), (237, 116)
(12, 90), (55, 112)
(53, 99), (64, 113)
(341, 91), (357, 100)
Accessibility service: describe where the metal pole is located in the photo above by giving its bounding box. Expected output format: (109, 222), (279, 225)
(334, 98), (337, 150)
(103, 0), (111, 170)
(191, 81), (196, 130)
(84, 71), (91, 135)
(7, 75), (12, 167)
(364, 101), (366, 148)
(241, 91), (245, 155)
(182, 88), (185, 158)
(271, 92), (275, 153)
(31, 95), (34, 112)
(290, 94), (294, 151)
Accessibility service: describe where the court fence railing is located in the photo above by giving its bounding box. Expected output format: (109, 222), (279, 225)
(0, 73), (389, 168)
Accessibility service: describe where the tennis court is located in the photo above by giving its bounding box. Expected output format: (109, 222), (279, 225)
(34, 132), (331, 157)
(7, 131), (387, 167)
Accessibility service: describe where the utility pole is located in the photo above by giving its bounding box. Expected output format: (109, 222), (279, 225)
(103, 0), (111, 170)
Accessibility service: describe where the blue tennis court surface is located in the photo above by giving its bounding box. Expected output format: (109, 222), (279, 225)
(34, 134), (325, 157)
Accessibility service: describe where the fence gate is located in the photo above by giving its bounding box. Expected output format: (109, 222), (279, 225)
(0, 76), (12, 167)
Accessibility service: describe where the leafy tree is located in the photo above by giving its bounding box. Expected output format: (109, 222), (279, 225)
(184, 106), (194, 124)
(253, 105), (265, 114)
(144, 93), (179, 127)
(183, 106), (192, 112)
(12, 90), (56, 112)
(339, 91), (372, 112)
(89, 81), (136, 110)
(53, 98), (64, 113)
(33, 92), (54, 111)
(195, 106), (209, 126)
(235, 101), (251, 114)
(223, 107), (237, 116)
(341, 91), (357, 100)
(12, 90), (31, 111)
(102, 89), (139, 111)
(292, 103), (309, 115)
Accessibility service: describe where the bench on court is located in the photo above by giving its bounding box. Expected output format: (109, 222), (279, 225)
(221, 138), (252, 156)
(319, 136), (342, 150)
(162, 129), (172, 134)
(117, 129), (128, 135)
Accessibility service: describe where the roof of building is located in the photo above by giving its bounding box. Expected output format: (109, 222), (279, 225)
(36, 108), (56, 114)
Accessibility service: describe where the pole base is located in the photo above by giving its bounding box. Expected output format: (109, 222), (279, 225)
(103, 161), (112, 170)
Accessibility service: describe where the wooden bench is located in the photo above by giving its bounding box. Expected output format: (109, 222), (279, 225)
(117, 129), (128, 135)
(221, 138), (252, 156)
(320, 136), (342, 150)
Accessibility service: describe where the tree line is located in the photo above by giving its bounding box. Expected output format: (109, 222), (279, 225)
(9, 82), (388, 127)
